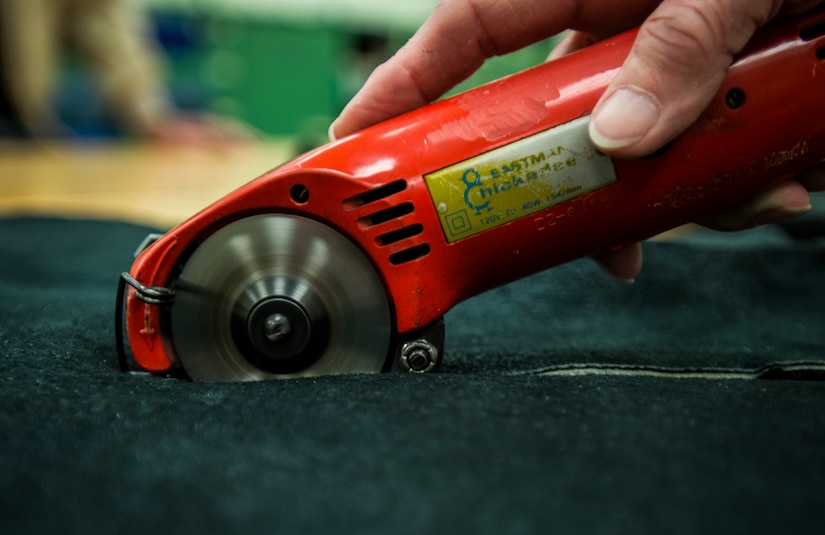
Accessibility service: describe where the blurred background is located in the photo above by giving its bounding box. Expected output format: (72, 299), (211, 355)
(54, 0), (556, 145)
(0, 0), (557, 228)
(1, 0), (819, 234)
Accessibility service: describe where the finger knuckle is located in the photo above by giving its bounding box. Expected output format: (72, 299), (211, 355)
(640, 2), (730, 69)
(637, 0), (778, 72)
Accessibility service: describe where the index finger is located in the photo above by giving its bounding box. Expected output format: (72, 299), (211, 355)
(330, 0), (660, 139)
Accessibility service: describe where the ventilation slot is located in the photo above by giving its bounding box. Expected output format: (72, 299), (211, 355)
(389, 244), (431, 265)
(359, 202), (414, 226)
(346, 182), (431, 265)
(343, 180), (408, 210)
(818, 47), (825, 61)
(377, 224), (424, 246)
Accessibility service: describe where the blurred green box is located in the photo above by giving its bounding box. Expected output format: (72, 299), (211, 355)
(147, 1), (558, 140)
(198, 18), (340, 138)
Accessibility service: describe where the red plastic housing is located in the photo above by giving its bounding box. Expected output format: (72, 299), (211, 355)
(125, 9), (825, 373)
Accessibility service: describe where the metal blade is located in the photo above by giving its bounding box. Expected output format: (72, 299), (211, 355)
(169, 214), (392, 381)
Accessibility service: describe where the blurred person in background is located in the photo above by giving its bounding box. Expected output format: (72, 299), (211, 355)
(0, 0), (250, 142)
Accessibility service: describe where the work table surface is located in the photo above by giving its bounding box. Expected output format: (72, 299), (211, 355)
(0, 140), (295, 229)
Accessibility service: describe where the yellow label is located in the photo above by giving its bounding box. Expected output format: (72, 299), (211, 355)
(425, 116), (618, 243)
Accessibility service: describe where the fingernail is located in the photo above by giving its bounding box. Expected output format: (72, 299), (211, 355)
(754, 204), (812, 226)
(328, 122), (339, 142)
(594, 257), (636, 283)
(589, 87), (661, 151)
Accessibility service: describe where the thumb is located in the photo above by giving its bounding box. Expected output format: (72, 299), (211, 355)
(588, 0), (782, 158)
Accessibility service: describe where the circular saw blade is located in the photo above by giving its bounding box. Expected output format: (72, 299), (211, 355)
(169, 214), (392, 381)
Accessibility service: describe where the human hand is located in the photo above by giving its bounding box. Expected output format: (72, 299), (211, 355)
(329, 0), (825, 280)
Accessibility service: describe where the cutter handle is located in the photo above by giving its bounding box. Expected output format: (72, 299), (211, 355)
(386, 8), (825, 333)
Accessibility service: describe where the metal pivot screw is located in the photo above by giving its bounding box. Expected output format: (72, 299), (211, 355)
(264, 313), (292, 343)
(400, 340), (438, 373)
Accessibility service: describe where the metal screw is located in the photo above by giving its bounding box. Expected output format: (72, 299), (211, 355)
(408, 350), (430, 371)
(725, 88), (746, 110)
(264, 313), (291, 343)
(289, 184), (310, 204)
(400, 340), (438, 373)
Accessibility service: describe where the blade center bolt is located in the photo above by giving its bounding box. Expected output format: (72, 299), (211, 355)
(264, 313), (292, 343)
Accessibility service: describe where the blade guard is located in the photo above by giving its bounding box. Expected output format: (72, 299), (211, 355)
(121, 9), (825, 375)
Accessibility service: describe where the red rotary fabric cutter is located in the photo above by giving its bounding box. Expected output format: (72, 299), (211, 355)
(117, 8), (825, 381)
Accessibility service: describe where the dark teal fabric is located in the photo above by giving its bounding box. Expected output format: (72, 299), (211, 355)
(1, 217), (824, 534)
